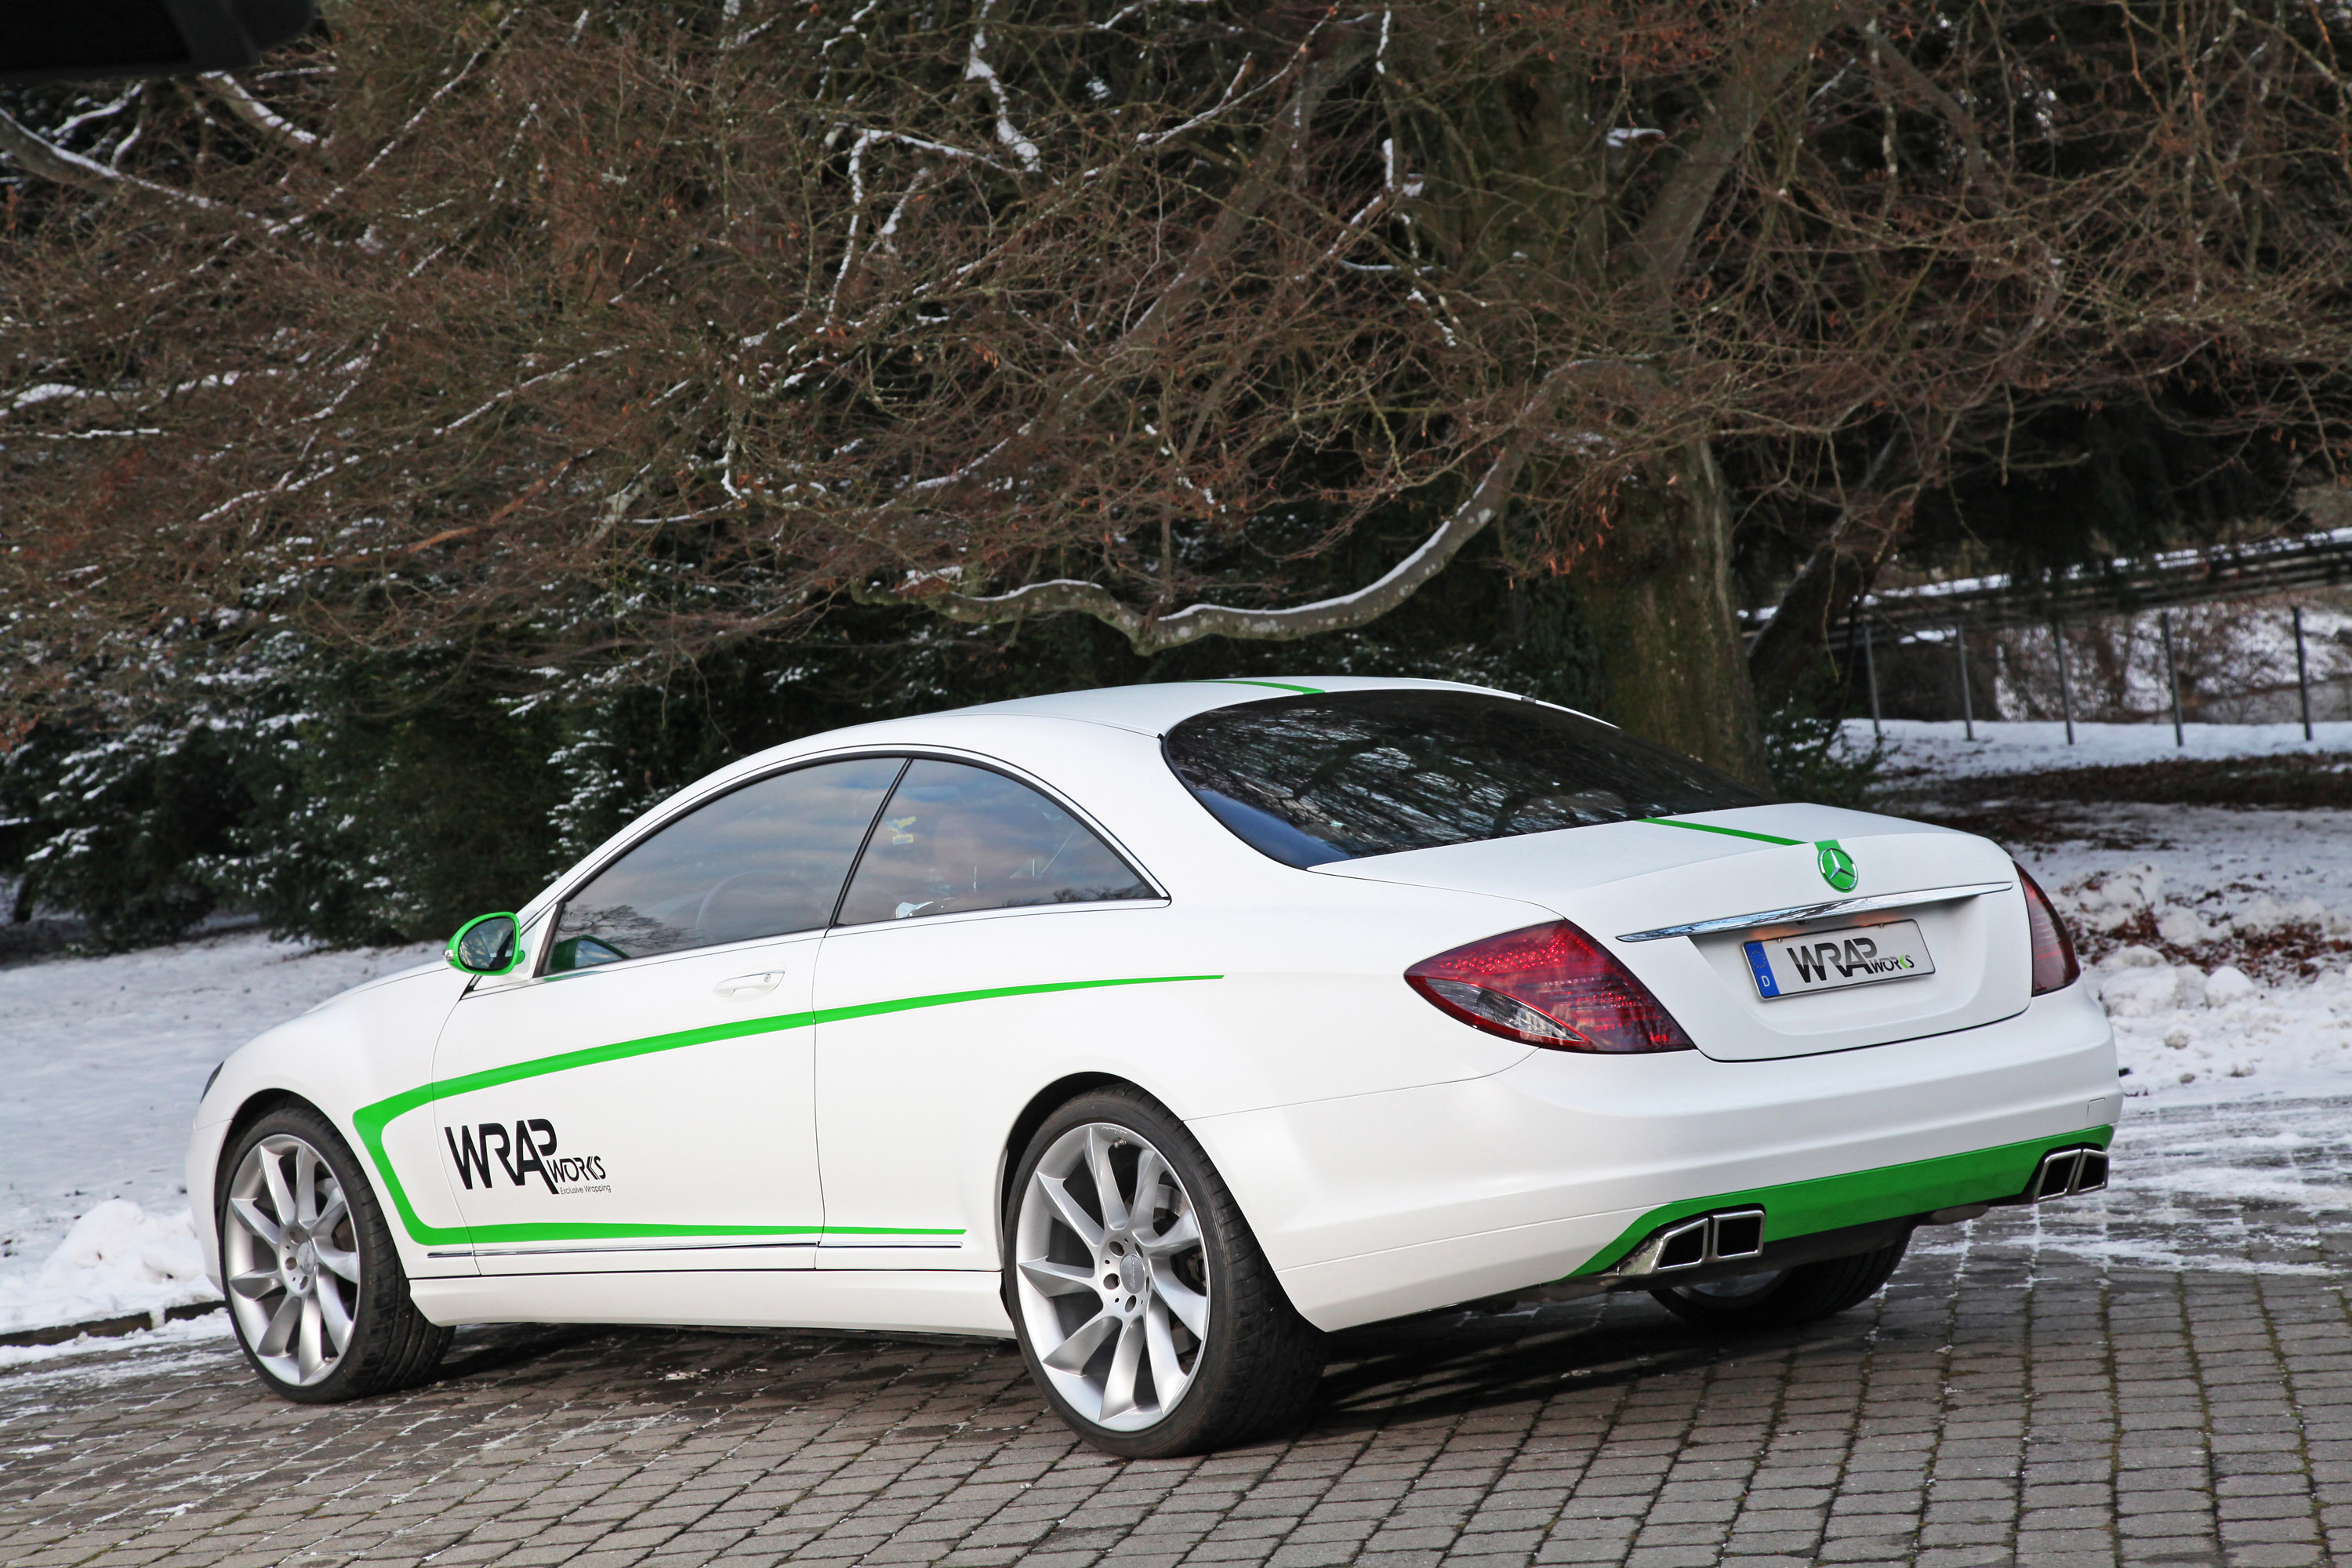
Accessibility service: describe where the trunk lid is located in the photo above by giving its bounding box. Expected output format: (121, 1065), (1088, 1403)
(1316, 805), (2029, 1061)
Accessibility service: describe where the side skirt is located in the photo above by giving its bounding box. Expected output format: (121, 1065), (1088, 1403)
(409, 1269), (1015, 1338)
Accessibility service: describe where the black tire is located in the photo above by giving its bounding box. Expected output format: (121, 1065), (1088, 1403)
(218, 1103), (450, 1403)
(1649, 1232), (1911, 1332)
(1004, 1086), (1325, 1457)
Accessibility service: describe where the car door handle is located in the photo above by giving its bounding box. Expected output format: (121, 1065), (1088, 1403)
(713, 971), (785, 1000)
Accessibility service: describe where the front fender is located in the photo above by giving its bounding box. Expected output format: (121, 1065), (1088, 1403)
(187, 962), (470, 1290)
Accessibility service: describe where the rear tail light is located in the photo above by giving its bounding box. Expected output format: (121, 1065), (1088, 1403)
(2016, 862), (2080, 995)
(1406, 920), (1696, 1053)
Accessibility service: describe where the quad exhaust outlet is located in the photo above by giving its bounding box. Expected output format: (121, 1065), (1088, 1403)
(2029, 1144), (2110, 1201)
(1615, 1206), (1768, 1277)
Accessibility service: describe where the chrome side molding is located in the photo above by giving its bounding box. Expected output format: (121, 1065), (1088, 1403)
(1615, 880), (2015, 942)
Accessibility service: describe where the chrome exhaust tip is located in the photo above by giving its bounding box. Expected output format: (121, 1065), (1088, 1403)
(1617, 1206), (1770, 1276)
(2030, 1145), (2110, 1201)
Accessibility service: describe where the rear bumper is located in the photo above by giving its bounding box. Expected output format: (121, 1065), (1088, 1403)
(1188, 982), (2117, 1332)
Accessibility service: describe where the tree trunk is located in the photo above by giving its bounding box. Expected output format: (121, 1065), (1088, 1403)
(1570, 441), (1771, 786)
(1746, 539), (1872, 717)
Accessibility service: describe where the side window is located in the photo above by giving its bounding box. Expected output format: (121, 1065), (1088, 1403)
(546, 757), (903, 973)
(836, 760), (1153, 926)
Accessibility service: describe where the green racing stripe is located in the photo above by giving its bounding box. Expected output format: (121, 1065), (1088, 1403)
(1200, 678), (1327, 695)
(1570, 1127), (2118, 1277)
(354, 973), (1219, 1248)
(1641, 816), (1804, 847)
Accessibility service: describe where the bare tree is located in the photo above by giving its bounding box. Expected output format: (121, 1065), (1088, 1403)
(5, 1), (2350, 782)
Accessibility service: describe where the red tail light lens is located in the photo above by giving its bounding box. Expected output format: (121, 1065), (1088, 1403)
(1406, 920), (1696, 1053)
(2016, 862), (2080, 995)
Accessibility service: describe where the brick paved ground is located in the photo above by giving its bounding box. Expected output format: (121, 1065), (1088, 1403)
(3, 1097), (2347, 1568)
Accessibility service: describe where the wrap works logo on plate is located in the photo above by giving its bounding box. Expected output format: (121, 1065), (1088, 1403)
(1786, 935), (1915, 985)
(444, 1119), (610, 1196)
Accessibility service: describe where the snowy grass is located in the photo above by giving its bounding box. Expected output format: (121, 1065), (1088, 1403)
(1858, 716), (2352, 778)
(0, 932), (434, 1335)
(1857, 720), (2352, 1106)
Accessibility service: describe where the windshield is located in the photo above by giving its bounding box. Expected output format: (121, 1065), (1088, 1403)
(1162, 689), (1771, 867)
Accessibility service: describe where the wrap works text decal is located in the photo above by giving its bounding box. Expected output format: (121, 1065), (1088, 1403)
(445, 1118), (609, 1195)
(1787, 936), (1915, 984)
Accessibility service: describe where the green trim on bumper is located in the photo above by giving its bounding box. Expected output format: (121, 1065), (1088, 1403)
(1571, 1126), (2117, 1278)
(350, 973), (1219, 1248)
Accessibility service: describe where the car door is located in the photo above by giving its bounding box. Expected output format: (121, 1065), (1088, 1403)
(432, 755), (902, 1276)
(811, 757), (1167, 1270)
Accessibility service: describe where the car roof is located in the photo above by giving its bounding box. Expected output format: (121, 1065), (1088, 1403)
(909, 673), (1548, 737)
(517, 676), (1606, 924)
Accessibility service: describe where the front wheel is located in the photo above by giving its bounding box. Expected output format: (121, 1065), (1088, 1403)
(1006, 1087), (1324, 1457)
(219, 1104), (450, 1403)
(1649, 1233), (1911, 1332)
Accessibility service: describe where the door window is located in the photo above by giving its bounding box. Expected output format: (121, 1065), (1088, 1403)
(836, 760), (1152, 925)
(547, 757), (903, 972)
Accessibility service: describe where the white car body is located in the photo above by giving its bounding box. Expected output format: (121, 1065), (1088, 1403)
(187, 676), (2118, 1342)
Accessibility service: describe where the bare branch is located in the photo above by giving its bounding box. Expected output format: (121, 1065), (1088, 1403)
(1626, 0), (1857, 295)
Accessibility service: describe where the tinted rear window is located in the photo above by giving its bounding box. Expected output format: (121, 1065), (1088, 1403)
(1163, 690), (1770, 867)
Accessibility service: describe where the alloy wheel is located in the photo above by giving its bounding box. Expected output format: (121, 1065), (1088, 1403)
(223, 1133), (362, 1388)
(1012, 1122), (1210, 1432)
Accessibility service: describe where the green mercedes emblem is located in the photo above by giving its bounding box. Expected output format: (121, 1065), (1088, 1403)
(1816, 840), (1857, 892)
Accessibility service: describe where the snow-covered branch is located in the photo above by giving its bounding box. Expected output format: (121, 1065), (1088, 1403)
(964, 1), (1042, 173)
(0, 108), (234, 217)
(904, 361), (1585, 654)
(201, 73), (324, 151)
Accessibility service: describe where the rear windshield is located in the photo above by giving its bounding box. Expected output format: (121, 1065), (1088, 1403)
(1163, 689), (1770, 867)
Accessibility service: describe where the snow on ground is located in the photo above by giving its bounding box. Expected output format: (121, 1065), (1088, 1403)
(1860, 716), (2352, 778)
(1856, 719), (2352, 1107)
(0, 933), (434, 1335)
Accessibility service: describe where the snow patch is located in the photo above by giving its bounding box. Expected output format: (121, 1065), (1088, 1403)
(0, 930), (434, 1334)
(0, 1308), (233, 1380)
(0, 1201), (217, 1336)
(1858, 717), (2352, 775)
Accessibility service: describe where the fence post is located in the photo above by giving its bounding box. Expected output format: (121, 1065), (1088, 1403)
(1957, 624), (1974, 742)
(1862, 619), (1882, 740)
(2160, 608), (2184, 747)
(2053, 620), (2074, 746)
(2294, 605), (2314, 742)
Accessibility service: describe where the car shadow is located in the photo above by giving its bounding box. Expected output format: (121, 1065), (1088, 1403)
(1301, 1294), (1853, 1438)
(428, 1321), (618, 1385)
(405, 1297), (1882, 1445)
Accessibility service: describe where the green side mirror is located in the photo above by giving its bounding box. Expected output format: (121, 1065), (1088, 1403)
(445, 912), (524, 976)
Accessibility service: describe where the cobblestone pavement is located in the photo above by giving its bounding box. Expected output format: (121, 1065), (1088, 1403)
(4, 1097), (2347, 1568)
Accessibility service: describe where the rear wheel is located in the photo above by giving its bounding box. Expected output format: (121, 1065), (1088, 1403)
(220, 1104), (449, 1403)
(1649, 1234), (1911, 1332)
(1006, 1087), (1324, 1457)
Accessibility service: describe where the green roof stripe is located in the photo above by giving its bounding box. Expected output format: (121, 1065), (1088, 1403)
(1201, 678), (1327, 695)
(1642, 816), (1805, 848)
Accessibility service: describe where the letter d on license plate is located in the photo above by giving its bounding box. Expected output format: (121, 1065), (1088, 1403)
(1743, 919), (1935, 1000)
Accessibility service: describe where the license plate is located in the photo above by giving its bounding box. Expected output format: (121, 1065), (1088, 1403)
(1743, 919), (1934, 1000)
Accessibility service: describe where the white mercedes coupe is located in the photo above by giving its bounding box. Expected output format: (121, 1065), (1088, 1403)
(189, 677), (2117, 1455)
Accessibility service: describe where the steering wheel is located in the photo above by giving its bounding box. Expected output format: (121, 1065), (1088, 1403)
(693, 870), (787, 934)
